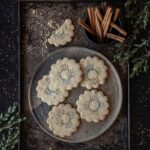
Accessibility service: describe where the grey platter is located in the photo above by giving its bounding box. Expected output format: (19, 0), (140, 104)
(29, 46), (123, 143)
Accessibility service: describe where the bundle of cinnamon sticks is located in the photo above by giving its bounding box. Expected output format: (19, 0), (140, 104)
(78, 2), (127, 44)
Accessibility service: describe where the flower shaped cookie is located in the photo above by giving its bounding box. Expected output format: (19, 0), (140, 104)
(47, 104), (80, 137)
(48, 19), (74, 47)
(36, 75), (68, 105)
(80, 56), (108, 89)
(76, 90), (109, 123)
(49, 58), (82, 90)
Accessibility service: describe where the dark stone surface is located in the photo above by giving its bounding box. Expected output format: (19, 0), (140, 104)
(130, 72), (150, 150)
(0, 0), (19, 111)
(0, 0), (149, 150)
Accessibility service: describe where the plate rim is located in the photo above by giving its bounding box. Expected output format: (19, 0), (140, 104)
(28, 46), (123, 143)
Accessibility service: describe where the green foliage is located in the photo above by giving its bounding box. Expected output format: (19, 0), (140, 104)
(114, 0), (150, 77)
(0, 102), (26, 150)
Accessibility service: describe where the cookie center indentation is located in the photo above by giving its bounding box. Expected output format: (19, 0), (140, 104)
(88, 70), (98, 79)
(61, 70), (70, 80)
(89, 100), (99, 111)
(48, 83), (56, 91)
(62, 114), (70, 124)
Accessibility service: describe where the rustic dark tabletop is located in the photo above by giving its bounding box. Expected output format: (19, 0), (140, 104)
(0, 0), (150, 150)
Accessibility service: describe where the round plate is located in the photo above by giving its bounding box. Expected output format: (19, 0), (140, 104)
(29, 46), (123, 143)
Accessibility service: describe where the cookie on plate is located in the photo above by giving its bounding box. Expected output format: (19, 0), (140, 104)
(48, 19), (74, 47)
(76, 90), (109, 123)
(47, 104), (80, 137)
(80, 56), (108, 89)
(49, 58), (82, 90)
(36, 75), (68, 105)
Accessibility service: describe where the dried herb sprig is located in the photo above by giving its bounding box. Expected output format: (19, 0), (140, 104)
(0, 102), (26, 150)
(114, 0), (150, 77)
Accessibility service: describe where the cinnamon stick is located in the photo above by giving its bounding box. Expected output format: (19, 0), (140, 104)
(113, 8), (120, 22)
(87, 8), (94, 28)
(109, 8), (120, 33)
(110, 22), (127, 36)
(102, 7), (112, 30)
(103, 11), (112, 37)
(78, 18), (95, 35)
(91, 7), (96, 29)
(106, 33), (125, 43)
(95, 7), (127, 37)
(95, 11), (103, 41)
(95, 7), (103, 23)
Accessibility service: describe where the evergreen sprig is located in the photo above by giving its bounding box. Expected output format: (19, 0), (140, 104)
(0, 102), (26, 150)
(114, 0), (150, 77)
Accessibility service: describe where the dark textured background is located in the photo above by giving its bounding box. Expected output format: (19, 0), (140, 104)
(0, 0), (150, 150)
(0, 0), (19, 111)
